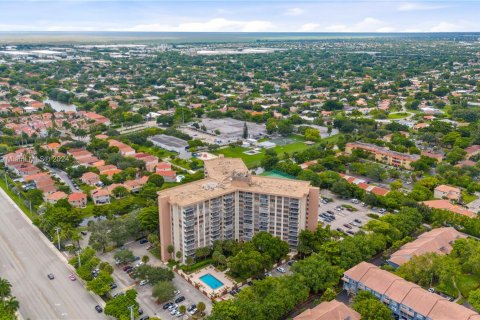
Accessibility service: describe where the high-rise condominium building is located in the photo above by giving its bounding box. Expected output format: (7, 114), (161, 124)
(158, 156), (319, 263)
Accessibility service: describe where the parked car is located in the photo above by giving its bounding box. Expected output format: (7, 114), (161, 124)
(175, 296), (185, 304)
(139, 238), (148, 244)
(139, 279), (149, 286)
(122, 265), (132, 272)
(110, 283), (117, 290)
(428, 288), (435, 293)
(354, 219), (361, 223)
(95, 305), (103, 313)
(188, 304), (197, 315)
(47, 273), (55, 280)
(68, 274), (77, 281)
(163, 302), (173, 310)
(276, 267), (286, 273)
(343, 224), (353, 229)
(287, 260), (297, 266)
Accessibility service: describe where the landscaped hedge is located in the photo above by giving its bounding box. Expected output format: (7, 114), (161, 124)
(179, 259), (214, 273)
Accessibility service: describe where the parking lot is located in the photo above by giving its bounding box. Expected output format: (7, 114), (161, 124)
(318, 191), (385, 235)
(101, 240), (212, 319)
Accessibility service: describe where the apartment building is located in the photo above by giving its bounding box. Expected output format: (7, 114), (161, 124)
(345, 142), (420, 170)
(387, 227), (466, 268)
(158, 156), (319, 263)
(294, 300), (360, 320)
(343, 262), (479, 320)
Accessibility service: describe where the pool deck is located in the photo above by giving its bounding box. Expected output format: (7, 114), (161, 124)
(182, 265), (236, 299)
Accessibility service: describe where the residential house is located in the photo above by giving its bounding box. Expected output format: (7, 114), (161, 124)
(434, 185), (461, 201)
(81, 172), (100, 186)
(91, 189), (110, 205)
(134, 153), (159, 172)
(465, 145), (480, 159)
(68, 192), (87, 208)
(108, 139), (136, 157)
(123, 176), (148, 193)
(46, 191), (67, 204)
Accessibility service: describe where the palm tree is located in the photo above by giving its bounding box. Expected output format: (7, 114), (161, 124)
(0, 278), (12, 300)
(178, 305), (187, 319)
(197, 302), (206, 317)
(4, 297), (19, 313)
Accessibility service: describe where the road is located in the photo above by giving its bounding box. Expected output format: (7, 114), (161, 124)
(0, 188), (105, 320)
(48, 166), (77, 192)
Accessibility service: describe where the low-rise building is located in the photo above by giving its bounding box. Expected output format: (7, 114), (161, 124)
(81, 172), (100, 186)
(387, 227), (467, 268)
(422, 199), (476, 218)
(68, 192), (87, 208)
(46, 191), (67, 204)
(343, 262), (479, 320)
(293, 300), (360, 320)
(434, 185), (461, 201)
(148, 134), (190, 159)
(91, 189), (110, 205)
(465, 145), (480, 159)
(345, 142), (420, 170)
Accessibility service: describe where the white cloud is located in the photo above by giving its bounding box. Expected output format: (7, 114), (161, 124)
(324, 24), (350, 32)
(429, 21), (462, 32)
(124, 18), (276, 32)
(376, 27), (396, 32)
(324, 17), (392, 32)
(298, 23), (320, 32)
(285, 8), (304, 16)
(398, 2), (451, 12)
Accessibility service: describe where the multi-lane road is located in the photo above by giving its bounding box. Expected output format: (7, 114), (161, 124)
(0, 188), (105, 320)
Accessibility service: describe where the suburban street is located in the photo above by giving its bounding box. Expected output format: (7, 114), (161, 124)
(0, 188), (105, 320)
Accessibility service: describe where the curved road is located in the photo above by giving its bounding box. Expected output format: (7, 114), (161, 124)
(0, 188), (105, 320)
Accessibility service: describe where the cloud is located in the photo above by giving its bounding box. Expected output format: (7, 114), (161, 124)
(298, 23), (320, 32)
(285, 7), (304, 16)
(398, 2), (451, 12)
(376, 27), (396, 32)
(125, 18), (276, 32)
(429, 21), (462, 32)
(324, 17), (393, 32)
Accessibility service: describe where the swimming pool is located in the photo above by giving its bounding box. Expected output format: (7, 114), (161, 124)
(200, 273), (224, 290)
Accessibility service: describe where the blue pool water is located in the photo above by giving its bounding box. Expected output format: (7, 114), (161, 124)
(200, 273), (224, 289)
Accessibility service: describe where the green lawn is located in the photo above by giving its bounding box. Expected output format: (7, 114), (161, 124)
(388, 112), (410, 119)
(462, 191), (478, 204)
(214, 134), (340, 168)
(215, 141), (314, 168)
(457, 274), (480, 298)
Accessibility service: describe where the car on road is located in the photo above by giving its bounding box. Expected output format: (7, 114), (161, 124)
(95, 305), (103, 313)
(276, 267), (286, 273)
(47, 273), (55, 280)
(68, 274), (77, 281)
(175, 296), (185, 303)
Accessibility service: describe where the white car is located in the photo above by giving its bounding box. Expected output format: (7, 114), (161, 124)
(139, 279), (149, 286)
(276, 267), (286, 273)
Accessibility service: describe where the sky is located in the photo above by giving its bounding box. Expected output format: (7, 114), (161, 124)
(0, 0), (479, 33)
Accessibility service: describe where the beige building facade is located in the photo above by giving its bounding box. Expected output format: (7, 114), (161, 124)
(158, 157), (319, 263)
